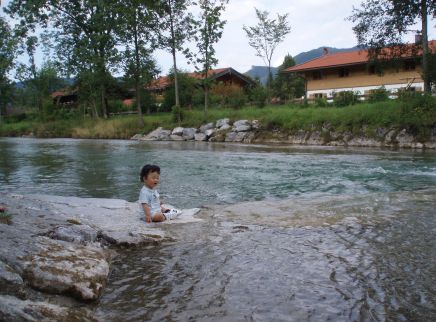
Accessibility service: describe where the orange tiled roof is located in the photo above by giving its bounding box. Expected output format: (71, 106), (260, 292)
(51, 88), (77, 98)
(285, 40), (436, 72)
(146, 68), (234, 90)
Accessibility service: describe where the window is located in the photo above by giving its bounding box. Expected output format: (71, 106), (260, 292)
(338, 68), (350, 77)
(312, 71), (322, 80)
(313, 93), (325, 99)
(368, 64), (384, 76)
(404, 60), (416, 71)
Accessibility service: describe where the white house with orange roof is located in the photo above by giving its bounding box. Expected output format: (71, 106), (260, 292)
(284, 41), (436, 100)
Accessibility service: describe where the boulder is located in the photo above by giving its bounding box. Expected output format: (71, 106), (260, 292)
(23, 237), (110, 301)
(0, 295), (97, 322)
(219, 123), (231, 131)
(182, 128), (197, 140)
(225, 131), (253, 142)
(225, 131), (238, 142)
(130, 134), (144, 140)
(216, 118), (230, 128)
(194, 133), (207, 141)
(0, 261), (25, 298)
(170, 135), (184, 141)
(396, 129), (415, 147)
(141, 127), (171, 141)
(199, 122), (215, 133)
(287, 130), (308, 144)
(171, 127), (184, 136)
(48, 224), (99, 244)
(305, 131), (322, 145)
(233, 120), (252, 132)
(156, 130), (171, 140)
(205, 129), (216, 138)
(251, 120), (260, 130)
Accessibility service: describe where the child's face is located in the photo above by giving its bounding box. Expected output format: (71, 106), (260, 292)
(144, 171), (160, 189)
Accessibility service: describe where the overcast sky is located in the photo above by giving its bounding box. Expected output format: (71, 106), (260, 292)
(2, 0), (435, 76)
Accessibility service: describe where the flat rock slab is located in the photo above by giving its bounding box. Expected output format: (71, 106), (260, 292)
(0, 192), (202, 319)
(9, 194), (201, 245)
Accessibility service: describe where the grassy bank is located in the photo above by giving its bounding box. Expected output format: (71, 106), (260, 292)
(1, 96), (435, 140)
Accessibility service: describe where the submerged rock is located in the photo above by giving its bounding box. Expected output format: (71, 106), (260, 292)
(0, 295), (97, 322)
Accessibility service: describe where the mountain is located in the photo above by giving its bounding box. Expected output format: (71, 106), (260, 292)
(293, 46), (360, 65)
(244, 66), (279, 85)
(244, 46), (360, 84)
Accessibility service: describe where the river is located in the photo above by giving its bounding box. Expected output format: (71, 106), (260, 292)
(1, 138), (435, 321)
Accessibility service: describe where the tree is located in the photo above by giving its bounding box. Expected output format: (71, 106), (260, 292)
(6, 0), (122, 118)
(348, 0), (436, 93)
(273, 54), (305, 102)
(119, 0), (160, 125)
(190, 0), (229, 113)
(0, 16), (18, 118)
(243, 8), (291, 100)
(159, 0), (194, 119)
(162, 71), (198, 111)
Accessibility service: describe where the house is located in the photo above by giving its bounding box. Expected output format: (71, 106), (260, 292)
(146, 67), (256, 101)
(51, 88), (78, 106)
(284, 40), (436, 100)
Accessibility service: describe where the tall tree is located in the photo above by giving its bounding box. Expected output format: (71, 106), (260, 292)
(159, 0), (194, 119)
(190, 0), (228, 113)
(0, 16), (18, 118)
(348, 0), (435, 93)
(119, 0), (159, 125)
(6, 0), (121, 118)
(273, 54), (305, 102)
(243, 8), (291, 100)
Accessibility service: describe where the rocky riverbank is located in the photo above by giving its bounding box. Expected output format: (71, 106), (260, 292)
(0, 193), (200, 321)
(131, 118), (436, 149)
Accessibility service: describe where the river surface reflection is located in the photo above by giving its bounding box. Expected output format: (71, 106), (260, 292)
(1, 138), (435, 321)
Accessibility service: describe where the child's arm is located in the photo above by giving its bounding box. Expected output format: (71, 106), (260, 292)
(142, 203), (152, 223)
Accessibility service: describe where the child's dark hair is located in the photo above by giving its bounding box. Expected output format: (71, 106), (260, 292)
(140, 164), (160, 182)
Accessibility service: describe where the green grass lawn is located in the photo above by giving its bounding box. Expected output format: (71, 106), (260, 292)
(1, 96), (435, 140)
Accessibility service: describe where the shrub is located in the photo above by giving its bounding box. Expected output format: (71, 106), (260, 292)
(368, 86), (389, 103)
(171, 105), (185, 123)
(210, 83), (247, 109)
(315, 97), (328, 107)
(333, 91), (359, 107)
(250, 85), (268, 108)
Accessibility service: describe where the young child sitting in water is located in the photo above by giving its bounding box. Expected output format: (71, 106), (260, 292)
(139, 164), (181, 222)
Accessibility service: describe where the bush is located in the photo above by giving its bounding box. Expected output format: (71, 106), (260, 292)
(250, 85), (268, 108)
(368, 86), (389, 103)
(171, 105), (185, 123)
(210, 83), (247, 109)
(315, 97), (328, 107)
(333, 91), (359, 107)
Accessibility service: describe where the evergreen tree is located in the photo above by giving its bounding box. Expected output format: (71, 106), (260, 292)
(273, 54), (305, 102)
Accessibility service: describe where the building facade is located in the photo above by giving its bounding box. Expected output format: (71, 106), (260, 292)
(284, 41), (436, 100)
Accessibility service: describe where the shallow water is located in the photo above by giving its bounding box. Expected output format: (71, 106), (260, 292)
(1, 138), (435, 321)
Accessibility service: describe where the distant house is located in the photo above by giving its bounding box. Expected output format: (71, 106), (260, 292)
(51, 88), (78, 106)
(284, 40), (436, 100)
(146, 67), (256, 101)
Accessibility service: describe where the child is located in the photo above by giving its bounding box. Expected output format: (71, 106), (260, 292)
(139, 164), (181, 222)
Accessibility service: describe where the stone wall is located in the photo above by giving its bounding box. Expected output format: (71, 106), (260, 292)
(131, 119), (436, 149)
